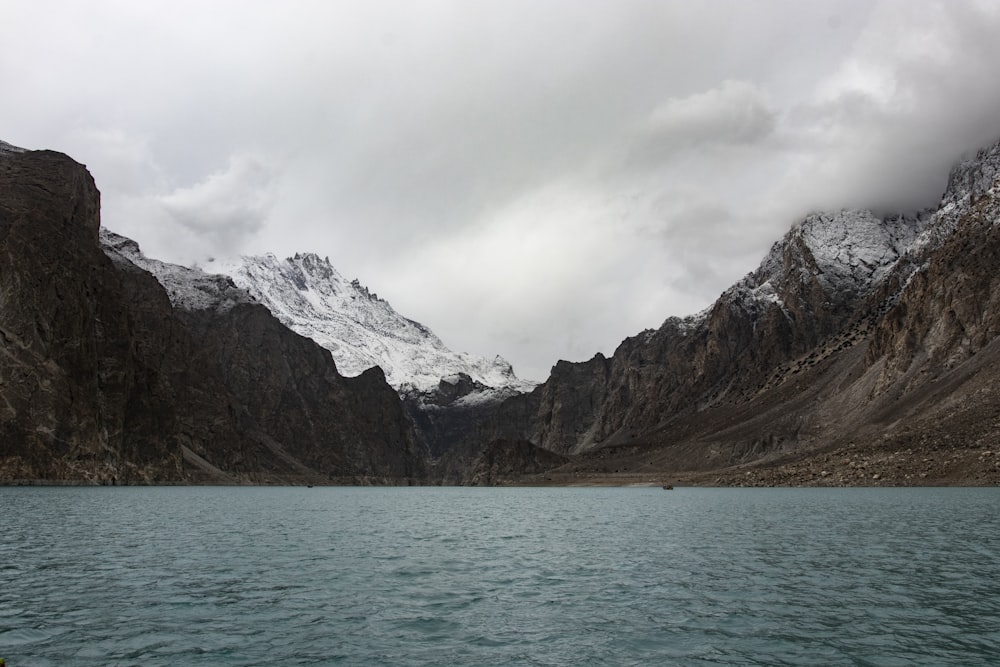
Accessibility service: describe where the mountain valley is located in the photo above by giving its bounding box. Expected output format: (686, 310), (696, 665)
(2, 137), (1000, 486)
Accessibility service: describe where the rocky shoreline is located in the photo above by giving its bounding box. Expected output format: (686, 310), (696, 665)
(477, 439), (1000, 488)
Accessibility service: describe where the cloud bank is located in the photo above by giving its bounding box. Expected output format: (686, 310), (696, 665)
(4, 0), (1000, 380)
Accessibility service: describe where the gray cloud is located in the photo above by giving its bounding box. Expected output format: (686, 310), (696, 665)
(631, 81), (777, 165)
(3, 0), (1000, 380)
(158, 154), (276, 259)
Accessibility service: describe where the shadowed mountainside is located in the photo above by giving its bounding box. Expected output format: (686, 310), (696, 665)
(4, 138), (1000, 487)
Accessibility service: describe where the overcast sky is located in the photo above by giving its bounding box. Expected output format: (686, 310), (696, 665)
(4, 1), (1000, 381)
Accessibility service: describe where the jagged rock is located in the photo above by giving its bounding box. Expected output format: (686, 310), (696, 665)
(0, 148), (422, 484)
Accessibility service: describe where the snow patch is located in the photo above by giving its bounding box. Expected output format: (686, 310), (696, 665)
(793, 210), (924, 294)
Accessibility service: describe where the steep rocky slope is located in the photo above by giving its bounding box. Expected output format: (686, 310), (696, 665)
(0, 147), (422, 484)
(464, 138), (1000, 485)
(470, 209), (930, 455)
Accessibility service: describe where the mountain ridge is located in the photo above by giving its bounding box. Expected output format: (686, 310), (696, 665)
(0, 146), (422, 484)
(108, 237), (539, 466)
(456, 136), (1000, 485)
(4, 136), (1000, 486)
(203, 252), (537, 395)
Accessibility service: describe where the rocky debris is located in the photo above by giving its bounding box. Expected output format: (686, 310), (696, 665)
(700, 442), (1000, 488)
(0, 147), (422, 484)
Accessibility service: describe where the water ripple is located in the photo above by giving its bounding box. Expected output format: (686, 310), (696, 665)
(2, 487), (999, 665)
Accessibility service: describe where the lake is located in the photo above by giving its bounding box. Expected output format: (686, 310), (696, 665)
(1, 486), (999, 666)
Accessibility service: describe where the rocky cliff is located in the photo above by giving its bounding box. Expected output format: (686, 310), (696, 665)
(0, 147), (422, 484)
(463, 138), (1000, 485)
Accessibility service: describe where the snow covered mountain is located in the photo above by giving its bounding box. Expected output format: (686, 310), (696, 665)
(723, 208), (929, 319)
(101, 230), (254, 313)
(203, 253), (537, 395)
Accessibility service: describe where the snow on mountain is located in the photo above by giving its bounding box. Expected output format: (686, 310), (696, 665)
(723, 208), (929, 316)
(101, 229), (254, 313)
(99, 228), (535, 396)
(203, 253), (537, 394)
(793, 210), (926, 291)
(0, 140), (27, 155)
(917, 139), (1000, 252)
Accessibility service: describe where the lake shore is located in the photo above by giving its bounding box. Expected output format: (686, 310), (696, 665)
(4, 437), (998, 489)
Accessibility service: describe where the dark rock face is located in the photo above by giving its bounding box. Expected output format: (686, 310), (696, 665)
(399, 373), (520, 484)
(0, 149), (144, 481)
(178, 304), (421, 481)
(402, 374), (493, 457)
(0, 149), (422, 484)
(467, 439), (569, 486)
(869, 190), (1000, 390)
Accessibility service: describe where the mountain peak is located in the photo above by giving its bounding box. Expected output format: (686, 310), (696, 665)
(101, 229), (254, 313)
(291, 251), (335, 271)
(204, 252), (537, 394)
(943, 137), (1000, 209)
(735, 208), (927, 316)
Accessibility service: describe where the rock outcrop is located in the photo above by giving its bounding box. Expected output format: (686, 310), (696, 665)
(467, 439), (569, 487)
(0, 147), (422, 484)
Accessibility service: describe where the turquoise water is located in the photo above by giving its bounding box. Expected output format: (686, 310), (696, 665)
(1, 486), (999, 666)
